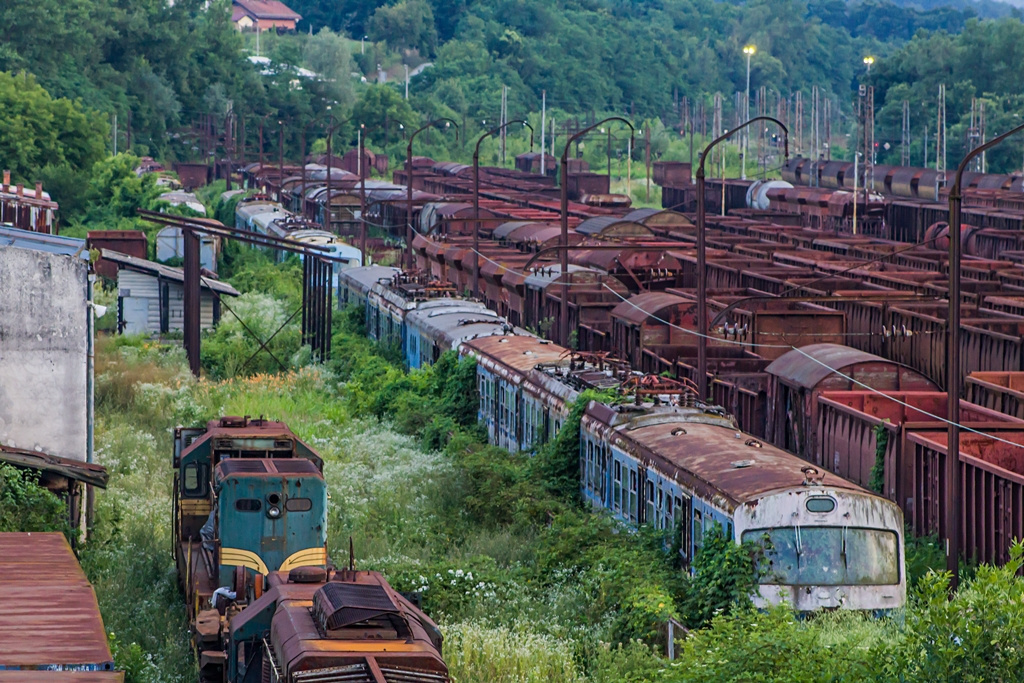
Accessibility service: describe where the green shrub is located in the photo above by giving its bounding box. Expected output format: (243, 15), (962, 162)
(0, 464), (67, 533)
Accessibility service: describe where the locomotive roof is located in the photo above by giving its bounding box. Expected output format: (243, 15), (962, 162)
(215, 458), (321, 480)
(584, 402), (863, 510)
(179, 417), (323, 469)
(232, 572), (447, 679)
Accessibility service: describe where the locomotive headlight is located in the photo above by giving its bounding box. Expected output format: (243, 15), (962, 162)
(268, 505), (282, 519)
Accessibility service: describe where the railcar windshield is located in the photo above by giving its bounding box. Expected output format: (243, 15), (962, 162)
(742, 527), (900, 586)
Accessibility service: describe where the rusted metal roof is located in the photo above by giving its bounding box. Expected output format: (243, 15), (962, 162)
(765, 343), (911, 390)
(492, 221), (536, 239)
(0, 673), (124, 681)
(575, 216), (653, 236)
(0, 444), (108, 488)
(462, 335), (567, 372)
(610, 291), (689, 325)
(0, 533), (116, 672)
(584, 405), (862, 509)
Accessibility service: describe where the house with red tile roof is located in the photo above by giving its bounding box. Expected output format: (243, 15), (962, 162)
(232, 0), (302, 32)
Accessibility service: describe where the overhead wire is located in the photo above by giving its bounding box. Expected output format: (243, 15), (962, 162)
(599, 282), (1024, 451)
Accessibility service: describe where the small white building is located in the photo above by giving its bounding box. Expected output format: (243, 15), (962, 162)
(102, 250), (239, 336)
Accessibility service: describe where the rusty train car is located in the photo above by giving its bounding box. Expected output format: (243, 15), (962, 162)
(173, 416), (449, 683)
(338, 269), (908, 612)
(0, 532), (122, 679)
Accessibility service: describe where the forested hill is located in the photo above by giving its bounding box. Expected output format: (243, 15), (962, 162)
(3, 0), (1024, 196)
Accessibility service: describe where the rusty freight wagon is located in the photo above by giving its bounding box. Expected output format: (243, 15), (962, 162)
(0, 532), (122, 679)
(765, 344), (938, 462)
(814, 391), (1023, 504)
(904, 425), (1024, 566)
(966, 371), (1024, 420)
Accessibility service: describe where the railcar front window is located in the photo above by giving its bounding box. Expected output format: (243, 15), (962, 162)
(743, 527), (899, 586)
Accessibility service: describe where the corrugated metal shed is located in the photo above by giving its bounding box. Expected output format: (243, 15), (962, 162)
(0, 533), (117, 673)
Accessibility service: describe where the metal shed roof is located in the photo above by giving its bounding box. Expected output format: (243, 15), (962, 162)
(101, 250), (240, 296)
(0, 533), (115, 671)
(765, 343), (913, 390)
(0, 226), (88, 259)
(610, 291), (690, 325)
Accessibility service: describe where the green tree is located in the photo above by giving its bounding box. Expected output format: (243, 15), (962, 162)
(369, 0), (438, 56)
(303, 28), (357, 109)
(0, 72), (106, 183)
(353, 85), (418, 145)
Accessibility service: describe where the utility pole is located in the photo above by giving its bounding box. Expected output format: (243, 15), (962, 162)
(500, 85), (508, 165)
(112, 114), (117, 155)
(404, 64), (409, 100)
(645, 126), (651, 201)
(812, 85), (819, 187)
(937, 84), (947, 174)
(540, 90), (547, 175)
(901, 100), (911, 167)
(743, 45), (755, 180)
(822, 96), (831, 163)
(794, 92), (803, 155)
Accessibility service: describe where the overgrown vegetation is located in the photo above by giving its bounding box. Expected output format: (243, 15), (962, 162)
(6, 251), (1023, 682)
(0, 464), (67, 533)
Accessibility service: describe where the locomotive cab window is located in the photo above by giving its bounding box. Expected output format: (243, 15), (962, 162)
(182, 463), (207, 497)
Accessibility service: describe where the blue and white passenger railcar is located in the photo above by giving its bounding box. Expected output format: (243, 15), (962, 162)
(404, 299), (515, 369)
(337, 265), (400, 310)
(462, 335), (578, 452)
(580, 401), (907, 612)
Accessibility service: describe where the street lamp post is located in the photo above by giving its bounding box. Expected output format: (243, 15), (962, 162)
(277, 120), (285, 203)
(358, 120), (404, 266)
(742, 45), (756, 180)
(945, 119), (1024, 590)
(300, 118), (326, 219)
(361, 36), (367, 55)
(697, 116), (788, 399)
(406, 119), (459, 270)
(863, 55), (874, 74)
(560, 117), (634, 345)
(473, 120), (534, 298)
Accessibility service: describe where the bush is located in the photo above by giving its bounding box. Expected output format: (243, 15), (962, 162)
(0, 464), (67, 533)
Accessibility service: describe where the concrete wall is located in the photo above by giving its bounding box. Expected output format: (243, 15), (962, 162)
(0, 246), (88, 461)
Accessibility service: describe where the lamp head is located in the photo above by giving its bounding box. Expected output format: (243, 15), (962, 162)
(743, 45), (756, 56)
(863, 56), (875, 65)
